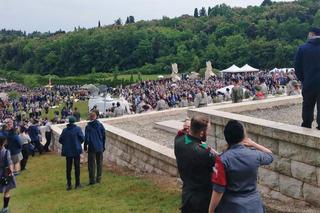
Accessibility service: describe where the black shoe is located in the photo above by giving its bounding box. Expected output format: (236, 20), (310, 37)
(96, 179), (101, 184)
(87, 182), (96, 186)
(75, 184), (83, 189)
(66, 185), (72, 191)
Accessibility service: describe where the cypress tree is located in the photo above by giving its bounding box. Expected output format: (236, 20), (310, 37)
(194, 8), (199, 17)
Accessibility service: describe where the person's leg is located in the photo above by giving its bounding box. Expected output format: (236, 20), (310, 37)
(96, 152), (103, 183)
(21, 145), (28, 170)
(3, 191), (10, 212)
(66, 157), (72, 190)
(14, 162), (21, 174)
(87, 152), (96, 184)
(74, 156), (81, 187)
(44, 132), (51, 152)
(35, 140), (43, 155)
(302, 90), (316, 128)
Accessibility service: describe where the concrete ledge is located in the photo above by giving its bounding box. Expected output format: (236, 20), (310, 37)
(188, 95), (320, 208)
(189, 108), (320, 151)
(154, 120), (183, 134)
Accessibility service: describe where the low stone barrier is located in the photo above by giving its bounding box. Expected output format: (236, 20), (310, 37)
(188, 96), (320, 208)
(50, 120), (178, 177)
(50, 95), (319, 210)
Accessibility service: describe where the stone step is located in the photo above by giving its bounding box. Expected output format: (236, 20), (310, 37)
(153, 120), (183, 134)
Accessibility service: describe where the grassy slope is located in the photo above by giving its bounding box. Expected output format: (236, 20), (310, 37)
(45, 101), (89, 120)
(12, 154), (180, 213)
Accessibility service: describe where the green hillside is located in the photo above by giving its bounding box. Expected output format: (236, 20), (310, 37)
(0, 0), (320, 77)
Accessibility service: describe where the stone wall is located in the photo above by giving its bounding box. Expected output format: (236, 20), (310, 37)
(50, 121), (178, 177)
(188, 96), (320, 208)
(50, 95), (319, 210)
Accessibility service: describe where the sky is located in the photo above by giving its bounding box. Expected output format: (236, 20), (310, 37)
(0, 0), (293, 33)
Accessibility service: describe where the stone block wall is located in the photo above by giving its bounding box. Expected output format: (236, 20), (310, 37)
(188, 107), (320, 208)
(50, 122), (178, 177)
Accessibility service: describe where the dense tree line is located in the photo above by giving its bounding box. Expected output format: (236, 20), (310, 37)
(0, 0), (320, 77)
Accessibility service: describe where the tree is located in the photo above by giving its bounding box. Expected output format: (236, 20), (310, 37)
(98, 20), (101, 28)
(126, 16), (135, 24)
(313, 10), (320, 27)
(208, 7), (212, 16)
(129, 16), (135, 23)
(137, 72), (142, 81)
(113, 66), (119, 81)
(261, 0), (272, 7)
(115, 18), (122, 26)
(199, 7), (207, 17)
(130, 72), (134, 83)
(191, 56), (200, 72)
(194, 8), (199, 18)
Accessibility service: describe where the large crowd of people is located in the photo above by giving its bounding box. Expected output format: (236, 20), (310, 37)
(0, 26), (318, 213)
(0, 69), (300, 123)
(0, 65), (300, 213)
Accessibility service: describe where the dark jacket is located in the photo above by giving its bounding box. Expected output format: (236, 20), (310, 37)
(59, 124), (84, 157)
(174, 134), (215, 212)
(295, 38), (320, 92)
(7, 130), (22, 155)
(84, 119), (106, 153)
(28, 125), (41, 142)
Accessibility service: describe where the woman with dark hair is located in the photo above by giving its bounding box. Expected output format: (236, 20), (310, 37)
(209, 120), (273, 213)
(0, 136), (16, 213)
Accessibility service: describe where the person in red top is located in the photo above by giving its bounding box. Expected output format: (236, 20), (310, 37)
(209, 120), (273, 213)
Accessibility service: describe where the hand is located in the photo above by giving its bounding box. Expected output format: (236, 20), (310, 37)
(242, 138), (256, 147)
(210, 147), (219, 155)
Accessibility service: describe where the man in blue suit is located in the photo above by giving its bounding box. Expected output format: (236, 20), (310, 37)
(59, 116), (84, 190)
(295, 27), (320, 129)
(84, 112), (106, 185)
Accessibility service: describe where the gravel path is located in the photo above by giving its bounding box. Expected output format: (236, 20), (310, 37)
(112, 111), (188, 149)
(241, 104), (317, 127)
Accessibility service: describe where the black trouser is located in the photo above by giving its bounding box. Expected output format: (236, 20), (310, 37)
(181, 191), (211, 213)
(32, 140), (43, 155)
(302, 89), (320, 128)
(44, 132), (51, 151)
(66, 156), (81, 187)
(21, 144), (29, 170)
(88, 152), (103, 184)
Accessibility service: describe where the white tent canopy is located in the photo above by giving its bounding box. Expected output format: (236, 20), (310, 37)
(239, 64), (259, 72)
(270, 68), (295, 73)
(221, 65), (242, 73)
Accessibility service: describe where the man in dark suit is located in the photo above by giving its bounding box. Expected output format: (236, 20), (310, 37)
(295, 27), (320, 129)
(59, 116), (84, 190)
(84, 112), (106, 185)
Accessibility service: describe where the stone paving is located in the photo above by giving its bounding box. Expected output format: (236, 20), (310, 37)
(111, 110), (188, 149)
(241, 104), (317, 128)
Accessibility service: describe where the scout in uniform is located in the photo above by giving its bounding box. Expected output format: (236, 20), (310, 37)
(174, 115), (216, 213)
(209, 120), (273, 213)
